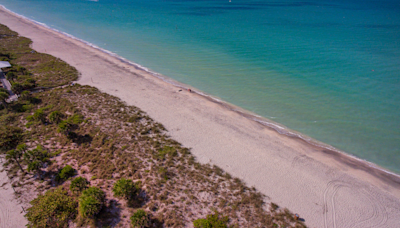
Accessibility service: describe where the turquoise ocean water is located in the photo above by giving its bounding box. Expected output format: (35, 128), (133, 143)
(1, 0), (399, 173)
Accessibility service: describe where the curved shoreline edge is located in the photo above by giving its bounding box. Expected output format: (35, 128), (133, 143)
(1, 5), (399, 186)
(2, 5), (400, 227)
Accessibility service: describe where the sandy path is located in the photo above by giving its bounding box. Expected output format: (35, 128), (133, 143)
(1, 6), (400, 227)
(0, 164), (27, 228)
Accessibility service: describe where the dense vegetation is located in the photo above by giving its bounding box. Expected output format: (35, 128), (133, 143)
(25, 187), (77, 228)
(0, 24), (78, 88)
(0, 24), (306, 227)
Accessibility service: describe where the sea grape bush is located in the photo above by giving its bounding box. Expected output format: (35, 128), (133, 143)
(193, 212), (229, 228)
(130, 209), (150, 228)
(25, 187), (77, 228)
(70, 177), (89, 193)
(56, 165), (75, 182)
(113, 178), (139, 199)
(78, 187), (105, 218)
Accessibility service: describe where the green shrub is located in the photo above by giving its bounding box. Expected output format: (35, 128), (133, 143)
(27, 160), (42, 176)
(0, 92), (9, 106)
(49, 110), (63, 124)
(20, 90), (32, 101)
(67, 113), (84, 125)
(24, 145), (50, 163)
(25, 187), (77, 228)
(128, 115), (141, 123)
(193, 212), (229, 228)
(56, 165), (75, 182)
(157, 146), (177, 160)
(112, 178), (139, 199)
(193, 219), (212, 228)
(22, 104), (33, 112)
(33, 108), (46, 123)
(78, 187), (105, 218)
(51, 149), (62, 157)
(70, 177), (89, 193)
(26, 115), (34, 121)
(130, 209), (150, 228)
(11, 82), (23, 95)
(6, 71), (16, 81)
(0, 113), (16, 124)
(0, 88), (8, 94)
(57, 121), (70, 135)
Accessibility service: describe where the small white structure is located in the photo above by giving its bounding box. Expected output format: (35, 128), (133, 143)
(0, 61), (11, 70)
(0, 61), (17, 101)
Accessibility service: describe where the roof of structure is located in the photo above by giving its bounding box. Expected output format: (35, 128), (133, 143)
(0, 61), (11, 68)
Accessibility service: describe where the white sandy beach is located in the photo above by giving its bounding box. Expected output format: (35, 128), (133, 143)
(1, 6), (400, 228)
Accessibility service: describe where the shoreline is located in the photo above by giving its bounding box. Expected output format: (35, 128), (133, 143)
(0, 5), (398, 182)
(1, 5), (400, 227)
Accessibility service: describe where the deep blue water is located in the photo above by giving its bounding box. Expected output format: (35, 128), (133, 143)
(1, 0), (400, 173)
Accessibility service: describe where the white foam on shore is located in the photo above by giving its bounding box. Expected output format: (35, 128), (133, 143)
(2, 5), (399, 179)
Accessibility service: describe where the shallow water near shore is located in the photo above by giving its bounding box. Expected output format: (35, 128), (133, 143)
(1, 0), (399, 173)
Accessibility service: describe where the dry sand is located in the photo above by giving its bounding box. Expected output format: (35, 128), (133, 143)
(1, 6), (400, 228)
(0, 161), (27, 228)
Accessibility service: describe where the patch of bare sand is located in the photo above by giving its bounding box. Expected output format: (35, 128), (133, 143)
(0, 164), (27, 228)
(1, 6), (400, 227)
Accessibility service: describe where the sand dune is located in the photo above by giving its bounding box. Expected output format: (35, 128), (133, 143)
(1, 6), (400, 227)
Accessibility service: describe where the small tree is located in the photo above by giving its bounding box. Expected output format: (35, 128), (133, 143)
(25, 187), (77, 228)
(26, 78), (36, 87)
(130, 209), (150, 228)
(16, 143), (28, 153)
(24, 145), (50, 164)
(193, 212), (229, 228)
(0, 126), (23, 152)
(27, 160), (42, 177)
(6, 149), (24, 173)
(78, 187), (105, 218)
(24, 145), (50, 177)
(70, 177), (89, 193)
(112, 178), (139, 200)
(49, 111), (63, 124)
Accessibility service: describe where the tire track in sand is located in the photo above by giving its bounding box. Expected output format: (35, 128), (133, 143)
(323, 180), (388, 228)
(348, 188), (388, 228)
(0, 182), (12, 228)
(0, 169), (26, 228)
